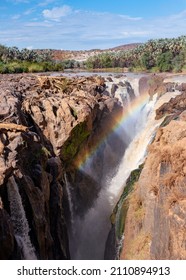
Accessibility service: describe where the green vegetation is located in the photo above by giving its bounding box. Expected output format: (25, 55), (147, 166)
(160, 114), (179, 127)
(61, 122), (90, 164)
(0, 45), (64, 73)
(110, 164), (144, 259)
(111, 164), (144, 242)
(85, 36), (186, 72)
(60, 59), (83, 69)
(1, 35), (186, 74)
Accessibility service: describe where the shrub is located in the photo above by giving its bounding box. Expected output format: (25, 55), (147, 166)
(156, 51), (173, 72)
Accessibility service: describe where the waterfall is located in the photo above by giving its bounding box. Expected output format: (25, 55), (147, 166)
(70, 77), (145, 260)
(115, 234), (125, 260)
(107, 94), (159, 207)
(64, 173), (75, 228)
(69, 77), (182, 260)
(7, 176), (37, 260)
(64, 172), (77, 257)
(108, 89), (182, 208)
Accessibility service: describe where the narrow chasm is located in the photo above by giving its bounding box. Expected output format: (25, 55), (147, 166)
(64, 74), (185, 260)
(0, 73), (185, 260)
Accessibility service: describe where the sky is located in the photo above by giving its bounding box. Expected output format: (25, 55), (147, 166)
(1, 0), (186, 50)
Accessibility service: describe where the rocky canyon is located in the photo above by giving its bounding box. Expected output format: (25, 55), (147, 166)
(0, 72), (185, 260)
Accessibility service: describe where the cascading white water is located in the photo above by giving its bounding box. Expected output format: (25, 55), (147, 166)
(64, 173), (75, 228)
(108, 94), (159, 207)
(70, 76), (146, 260)
(7, 176), (37, 260)
(108, 89), (182, 208)
(69, 76), (182, 260)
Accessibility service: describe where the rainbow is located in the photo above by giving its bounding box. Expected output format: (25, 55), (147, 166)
(75, 91), (149, 170)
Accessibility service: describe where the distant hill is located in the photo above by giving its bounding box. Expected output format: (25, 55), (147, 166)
(51, 43), (141, 62)
(108, 43), (141, 51)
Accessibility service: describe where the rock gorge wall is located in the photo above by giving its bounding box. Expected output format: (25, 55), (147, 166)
(0, 73), (123, 259)
(109, 78), (186, 260)
(1, 72), (185, 260)
(120, 112), (186, 260)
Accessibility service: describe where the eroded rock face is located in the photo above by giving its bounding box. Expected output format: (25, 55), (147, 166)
(105, 76), (136, 106)
(22, 75), (121, 159)
(0, 127), (69, 259)
(120, 114), (186, 260)
(139, 74), (175, 97)
(0, 73), (122, 259)
(22, 75), (123, 216)
(156, 91), (186, 120)
(105, 75), (186, 260)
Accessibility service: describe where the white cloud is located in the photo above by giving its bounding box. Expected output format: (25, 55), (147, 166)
(120, 31), (151, 37)
(23, 8), (36, 15)
(11, 14), (21, 20)
(12, 0), (30, 3)
(42, 5), (72, 21)
(1, 8), (186, 50)
(38, 0), (58, 7)
(26, 45), (33, 50)
(119, 15), (142, 21)
(168, 9), (186, 20)
(25, 21), (53, 27)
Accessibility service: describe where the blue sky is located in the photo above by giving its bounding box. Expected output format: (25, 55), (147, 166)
(1, 0), (186, 50)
